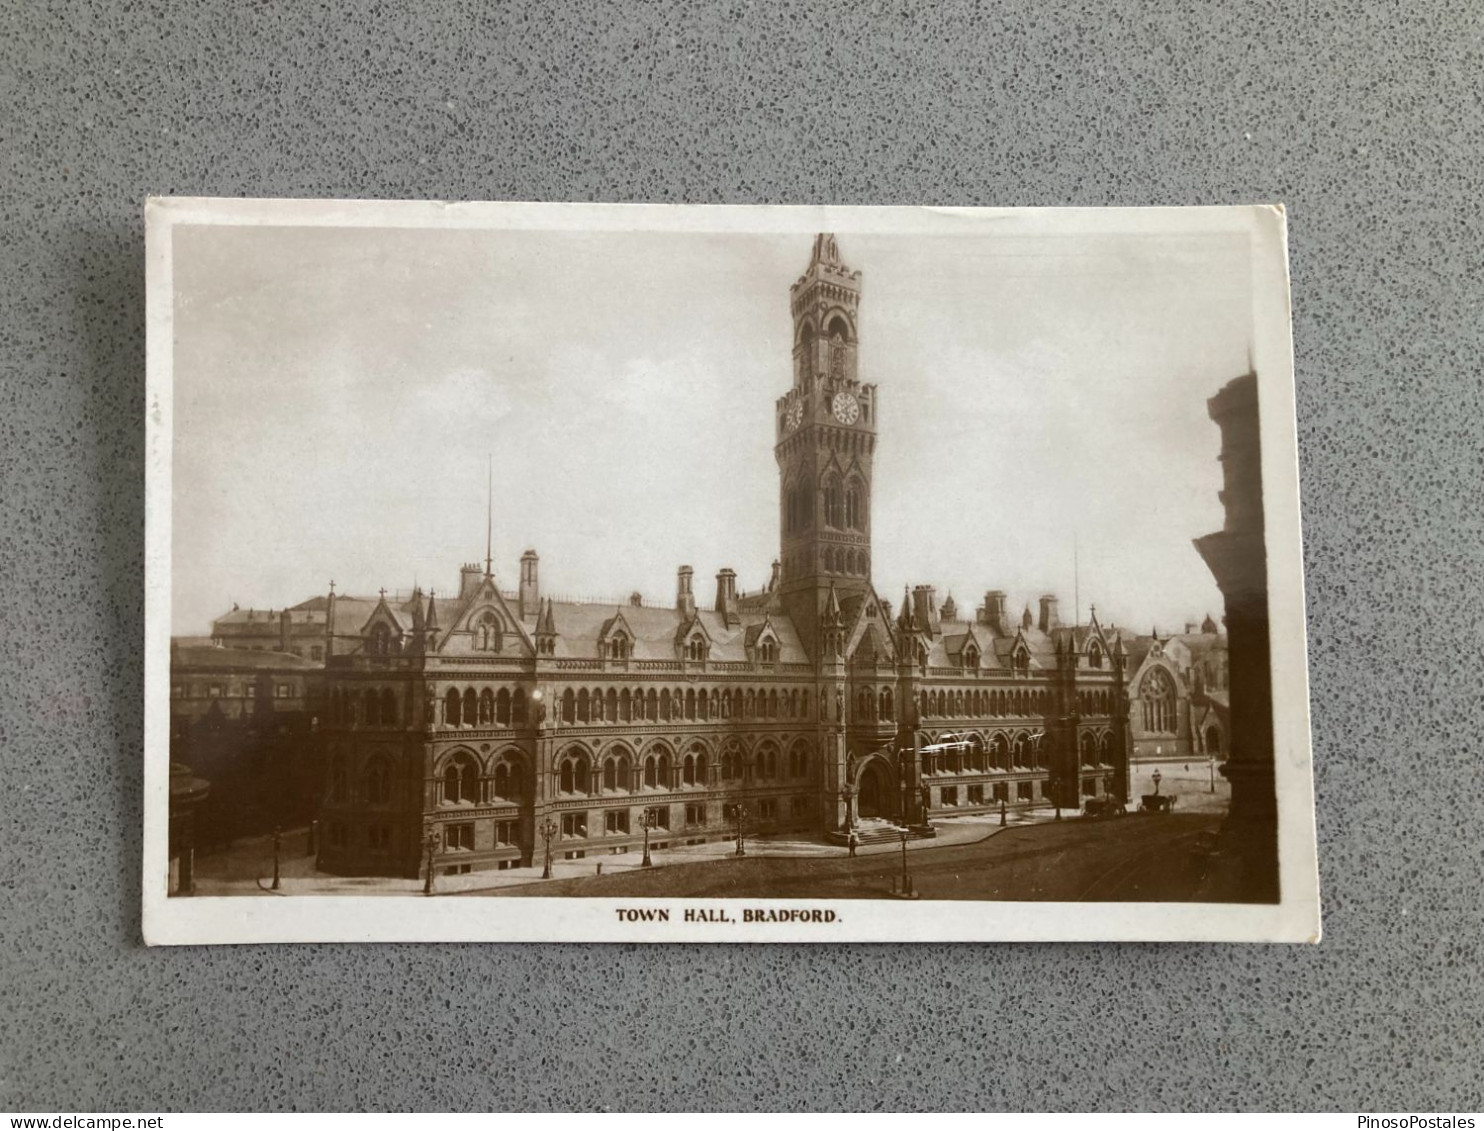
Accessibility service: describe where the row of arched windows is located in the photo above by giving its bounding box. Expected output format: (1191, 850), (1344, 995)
(331, 686), (399, 727)
(558, 685), (811, 725)
(437, 750), (525, 806)
(821, 545), (868, 575)
(821, 479), (868, 532)
(443, 686), (530, 728)
(919, 687), (1051, 719)
(552, 740), (810, 795)
(921, 732), (1049, 775)
(1079, 731), (1116, 768)
(1076, 690), (1115, 716)
(852, 686), (897, 722)
(328, 750), (401, 805)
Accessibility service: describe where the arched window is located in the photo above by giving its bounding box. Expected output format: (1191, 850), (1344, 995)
(759, 638), (778, 663)
(990, 734), (1010, 772)
(1013, 648), (1030, 675)
(475, 612), (501, 652)
(845, 480), (866, 531)
(462, 688), (477, 727)
(493, 759), (519, 801)
(683, 754), (696, 786)
(644, 755), (657, 789)
(559, 751), (589, 795)
(369, 624), (391, 657)
(478, 688), (493, 725)
(1141, 668), (1177, 734)
(1088, 643), (1104, 669)
(603, 758), (618, 792)
(1100, 732), (1114, 765)
(823, 478), (843, 528)
(969, 734), (986, 772)
(606, 687), (618, 721)
(1012, 733), (1030, 769)
(879, 688), (893, 720)
(496, 688), (511, 726)
(441, 753), (480, 805)
(365, 755), (393, 805)
(1081, 731), (1098, 768)
(659, 689), (671, 721)
(561, 688), (575, 725)
(364, 688), (379, 726)
(657, 751), (671, 789)
(513, 688), (528, 725)
(693, 746), (708, 786)
(444, 688), (461, 727)
(685, 688), (697, 720)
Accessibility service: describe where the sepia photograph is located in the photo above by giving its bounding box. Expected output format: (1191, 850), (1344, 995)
(143, 200), (1318, 943)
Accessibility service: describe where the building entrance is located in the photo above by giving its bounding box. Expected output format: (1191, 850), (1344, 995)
(856, 759), (891, 819)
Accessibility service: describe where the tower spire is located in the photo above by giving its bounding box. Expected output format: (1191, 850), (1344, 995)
(484, 453), (493, 577)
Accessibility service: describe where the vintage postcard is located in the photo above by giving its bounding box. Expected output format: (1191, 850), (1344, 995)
(143, 199), (1319, 943)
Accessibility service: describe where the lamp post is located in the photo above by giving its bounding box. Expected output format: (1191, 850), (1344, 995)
(999, 796), (1007, 827)
(729, 802), (748, 857)
(1209, 753), (1217, 793)
(640, 807), (658, 868)
(271, 825), (282, 890)
(540, 816), (558, 879)
(895, 759), (916, 898)
(422, 828), (438, 896)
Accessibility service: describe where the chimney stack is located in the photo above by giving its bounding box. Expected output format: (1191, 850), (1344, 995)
(459, 562), (484, 600)
(980, 590), (1008, 635)
(912, 585), (938, 632)
(1038, 594), (1059, 634)
(279, 609), (291, 652)
(715, 568), (740, 626)
(519, 550), (540, 618)
(677, 566), (695, 618)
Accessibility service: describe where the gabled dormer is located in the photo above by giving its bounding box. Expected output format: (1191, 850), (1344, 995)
(535, 598), (558, 656)
(438, 572), (533, 657)
(744, 615), (781, 665)
(360, 592), (405, 658)
(1010, 625), (1035, 675)
(676, 614), (712, 664)
(598, 608), (635, 661)
(961, 626), (984, 671)
(1083, 609), (1110, 670)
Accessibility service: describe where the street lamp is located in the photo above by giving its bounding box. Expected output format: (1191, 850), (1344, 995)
(271, 825), (282, 890)
(639, 807), (658, 868)
(540, 816), (558, 879)
(422, 828), (439, 896)
(530, 687), (545, 726)
(728, 802), (748, 857)
(1152, 769), (1163, 796)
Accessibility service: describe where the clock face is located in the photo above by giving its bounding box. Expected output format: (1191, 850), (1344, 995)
(831, 391), (860, 425)
(786, 401), (804, 431)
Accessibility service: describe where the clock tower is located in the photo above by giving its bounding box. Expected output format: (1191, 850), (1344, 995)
(774, 233), (879, 655)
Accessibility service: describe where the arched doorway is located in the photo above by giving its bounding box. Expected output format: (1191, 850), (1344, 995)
(856, 759), (891, 819)
(1204, 725), (1222, 756)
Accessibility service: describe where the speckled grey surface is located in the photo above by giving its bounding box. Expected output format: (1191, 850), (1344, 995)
(2, 0), (1482, 1112)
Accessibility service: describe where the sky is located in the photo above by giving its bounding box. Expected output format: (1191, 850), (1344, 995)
(170, 219), (1250, 636)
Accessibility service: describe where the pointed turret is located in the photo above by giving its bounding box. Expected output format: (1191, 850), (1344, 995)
(897, 585), (917, 633)
(1022, 605), (1034, 630)
(822, 581), (843, 628)
(425, 589), (438, 630)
